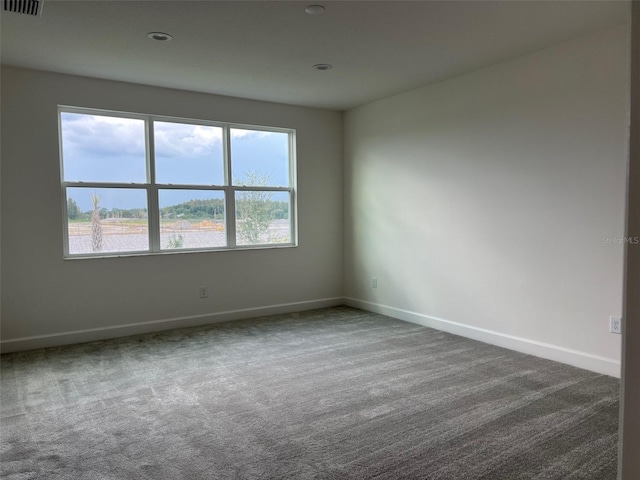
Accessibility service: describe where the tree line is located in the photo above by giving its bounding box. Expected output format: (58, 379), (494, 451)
(67, 197), (289, 221)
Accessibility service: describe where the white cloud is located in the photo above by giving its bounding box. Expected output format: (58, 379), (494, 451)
(154, 121), (222, 159)
(61, 113), (146, 157)
(231, 128), (276, 139)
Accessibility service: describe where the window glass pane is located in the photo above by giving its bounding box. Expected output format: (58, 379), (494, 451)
(155, 122), (224, 185)
(231, 129), (289, 187)
(159, 190), (226, 250)
(66, 187), (149, 255)
(235, 191), (290, 246)
(61, 113), (146, 183)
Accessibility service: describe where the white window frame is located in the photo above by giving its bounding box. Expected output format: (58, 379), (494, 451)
(58, 106), (298, 258)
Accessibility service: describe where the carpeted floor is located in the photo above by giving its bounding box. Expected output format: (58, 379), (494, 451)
(0, 307), (620, 479)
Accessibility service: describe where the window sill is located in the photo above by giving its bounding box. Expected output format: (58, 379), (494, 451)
(63, 243), (298, 260)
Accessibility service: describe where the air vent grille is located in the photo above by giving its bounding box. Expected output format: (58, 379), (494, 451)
(3, 0), (42, 16)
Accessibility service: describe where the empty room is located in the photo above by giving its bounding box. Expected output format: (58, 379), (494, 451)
(1, 1), (639, 479)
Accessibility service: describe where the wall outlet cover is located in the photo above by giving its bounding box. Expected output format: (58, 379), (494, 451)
(609, 316), (622, 334)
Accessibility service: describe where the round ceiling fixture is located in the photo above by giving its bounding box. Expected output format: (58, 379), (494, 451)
(305, 5), (326, 14)
(147, 32), (173, 41)
(312, 64), (333, 71)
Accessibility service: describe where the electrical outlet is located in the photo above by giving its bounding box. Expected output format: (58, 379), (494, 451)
(609, 316), (622, 334)
(371, 277), (378, 289)
(199, 286), (208, 299)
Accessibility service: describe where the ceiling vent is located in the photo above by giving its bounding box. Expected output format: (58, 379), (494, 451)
(3, 0), (42, 16)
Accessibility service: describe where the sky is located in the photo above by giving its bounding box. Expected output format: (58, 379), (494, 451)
(61, 112), (291, 211)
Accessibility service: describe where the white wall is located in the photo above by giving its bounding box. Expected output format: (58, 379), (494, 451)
(344, 26), (629, 376)
(0, 67), (343, 350)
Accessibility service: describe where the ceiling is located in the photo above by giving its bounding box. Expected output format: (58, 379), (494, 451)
(1, 0), (629, 111)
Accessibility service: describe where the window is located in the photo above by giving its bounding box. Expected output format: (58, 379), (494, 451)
(59, 107), (296, 257)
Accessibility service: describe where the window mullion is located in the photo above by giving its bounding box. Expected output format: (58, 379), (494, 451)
(289, 132), (297, 245)
(224, 126), (237, 248)
(62, 182), (147, 189)
(147, 119), (161, 252)
(233, 186), (290, 192)
(62, 187), (71, 257)
(289, 189), (297, 246)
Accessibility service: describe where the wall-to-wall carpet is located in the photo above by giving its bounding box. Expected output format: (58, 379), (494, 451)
(0, 307), (619, 479)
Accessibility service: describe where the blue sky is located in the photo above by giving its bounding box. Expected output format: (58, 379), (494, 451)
(61, 112), (290, 211)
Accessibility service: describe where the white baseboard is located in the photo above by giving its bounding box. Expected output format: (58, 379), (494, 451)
(3, 296), (621, 378)
(0, 297), (344, 354)
(344, 297), (621, 378)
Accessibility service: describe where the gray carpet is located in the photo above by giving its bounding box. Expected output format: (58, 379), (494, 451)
(0, 307), (619, 479)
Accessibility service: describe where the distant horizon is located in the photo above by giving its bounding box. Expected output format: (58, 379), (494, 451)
(67, 189), (290, 218)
